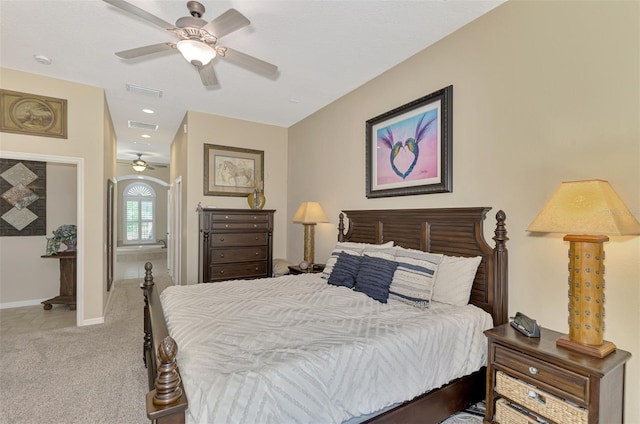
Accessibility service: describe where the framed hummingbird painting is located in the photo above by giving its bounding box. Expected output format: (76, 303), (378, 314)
(366, 85), (452, 198)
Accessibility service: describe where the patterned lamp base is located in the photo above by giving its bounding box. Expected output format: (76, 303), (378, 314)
(557, 234), (616, 358)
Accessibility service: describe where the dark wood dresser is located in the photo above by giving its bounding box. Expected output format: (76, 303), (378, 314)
(198, 208), (275, 283)
(484, 324), (631, 424)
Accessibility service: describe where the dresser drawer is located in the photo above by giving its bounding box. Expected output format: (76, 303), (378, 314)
(210, 221), (270, 231)
(209, 232), (268, 247)
(210, 246), (267, 263)
(208, 261), (268, 281)
(496, 372), (587, 424)
(208, 213), (270, 223)
(493, 344), (589, 405)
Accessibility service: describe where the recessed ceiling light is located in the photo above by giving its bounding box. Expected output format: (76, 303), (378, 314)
(142, 108), (155, 114)
(133, 141), (151, 146)
(141, 134), (151, 138)
(289, 98), (300, 103)
(34, 55), (52, 65)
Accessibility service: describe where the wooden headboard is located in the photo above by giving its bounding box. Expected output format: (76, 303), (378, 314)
(338, 207), (508, 326)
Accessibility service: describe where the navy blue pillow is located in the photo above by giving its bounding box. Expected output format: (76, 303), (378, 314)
(327, 252), (363, 288)
(354, 255), (398, 303)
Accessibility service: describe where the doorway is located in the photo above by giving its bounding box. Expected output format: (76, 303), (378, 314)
(114, 174), (169, 281)
(0, 151), (83, 327)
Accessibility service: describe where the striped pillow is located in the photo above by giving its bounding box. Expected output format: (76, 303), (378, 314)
(327, 252), (363, 288)
(389, 247), (443, 308)
(354, 255), (398, 303)
(321, 241), (394, 280)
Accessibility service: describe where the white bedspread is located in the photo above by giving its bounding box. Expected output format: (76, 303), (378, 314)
(160, 274), (493, 424)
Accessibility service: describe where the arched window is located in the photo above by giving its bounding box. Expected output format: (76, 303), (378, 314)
(123, 182), (156, 244)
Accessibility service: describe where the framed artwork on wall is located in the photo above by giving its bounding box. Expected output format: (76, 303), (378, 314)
(0, 89), (68, 139)
(0, 159), (47, 236)
(203, 144), (264, 196)
(366, 85), (452, 198)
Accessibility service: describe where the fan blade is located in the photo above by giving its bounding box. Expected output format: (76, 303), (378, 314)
(103, 0), (175, 30)
(115, 43), (175, 59)
(198, 62), (219, 87)
(201, 9), (250, 39)
(221, 48), (278, 76)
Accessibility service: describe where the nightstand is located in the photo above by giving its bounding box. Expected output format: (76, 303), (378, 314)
(484, 324), (631, 424)
(287, 264), (325, 275)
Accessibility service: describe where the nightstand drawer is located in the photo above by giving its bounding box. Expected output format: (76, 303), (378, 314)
(495, 399), (540, 424)
(493, 344), (589, 405)
(496, 372), (587, 424)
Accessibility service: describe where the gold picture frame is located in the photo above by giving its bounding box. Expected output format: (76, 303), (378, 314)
(204, 144), (264, 196)
(0, 89), (68, 139)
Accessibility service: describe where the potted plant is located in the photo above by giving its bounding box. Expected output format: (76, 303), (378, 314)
(45, 224), (77, 256)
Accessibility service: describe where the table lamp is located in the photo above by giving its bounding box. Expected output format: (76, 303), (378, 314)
(293, 201), (329, 265)
(527, 180), (640, 357)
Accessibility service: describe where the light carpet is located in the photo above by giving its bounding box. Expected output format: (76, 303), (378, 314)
(0, 277), (170, 424)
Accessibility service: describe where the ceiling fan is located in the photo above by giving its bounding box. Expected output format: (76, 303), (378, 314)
(131, 153), (160, 172)
(103, 0), (278, 87)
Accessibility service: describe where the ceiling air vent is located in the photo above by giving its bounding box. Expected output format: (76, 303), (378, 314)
(126, 83), (163, 98)
(128, 120), (158, 131)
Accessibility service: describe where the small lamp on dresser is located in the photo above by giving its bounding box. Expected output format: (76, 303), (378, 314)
(527, 179), (640, 358)
(293, 201), (329, 265)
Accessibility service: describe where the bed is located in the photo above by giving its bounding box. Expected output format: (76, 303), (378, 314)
(141, 207), (508, 424)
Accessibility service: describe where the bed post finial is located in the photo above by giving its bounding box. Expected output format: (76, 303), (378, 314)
(492, 210), (509, 325)
(153, 336), (183, 406)
(143, 262), (154, 287)
(493, 210), (508, 248)
(338, 212), (346, 242)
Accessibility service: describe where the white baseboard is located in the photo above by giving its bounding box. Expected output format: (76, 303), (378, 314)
(79, 317), (104, 326)
(0, 298), (49, 309)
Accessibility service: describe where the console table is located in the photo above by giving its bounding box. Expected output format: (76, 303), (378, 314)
(41, 251), (77, 310)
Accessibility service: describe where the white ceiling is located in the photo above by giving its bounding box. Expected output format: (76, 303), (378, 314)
(0, 0), (504, 165)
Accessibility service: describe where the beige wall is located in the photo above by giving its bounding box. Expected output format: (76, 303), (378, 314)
(0, 68), (111, 324)
(173, 111), (288, 285)
(0, 163), (77, 305)
(288, 1), (639, 420)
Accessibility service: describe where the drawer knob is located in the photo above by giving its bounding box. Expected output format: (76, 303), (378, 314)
(220, 238), (225, 242)
(528, 390), (546, 404)
(220, 270), (224, 274)
(255, 252), (259, 256)
(220, 253), (224, 258)
(225, 224), (229, 228)
(529, 366), (538, 375)
(255, 267), (259, 270)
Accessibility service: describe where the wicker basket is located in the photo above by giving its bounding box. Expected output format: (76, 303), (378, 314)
(496, 372), (588, 424)
(495, 399), (541, 424)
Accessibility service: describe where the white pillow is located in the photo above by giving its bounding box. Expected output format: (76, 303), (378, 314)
(321, 241), (394, 280)
(432, 255), (482, 306)
(389, 247), (443, 308)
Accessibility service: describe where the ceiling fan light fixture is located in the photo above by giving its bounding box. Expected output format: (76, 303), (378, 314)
(177, 39), (216, 66)
(132, 154), (148, 172)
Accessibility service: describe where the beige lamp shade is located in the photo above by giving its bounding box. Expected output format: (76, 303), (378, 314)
(293, 202), (329, 224)
(527, 180), (640, 236)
